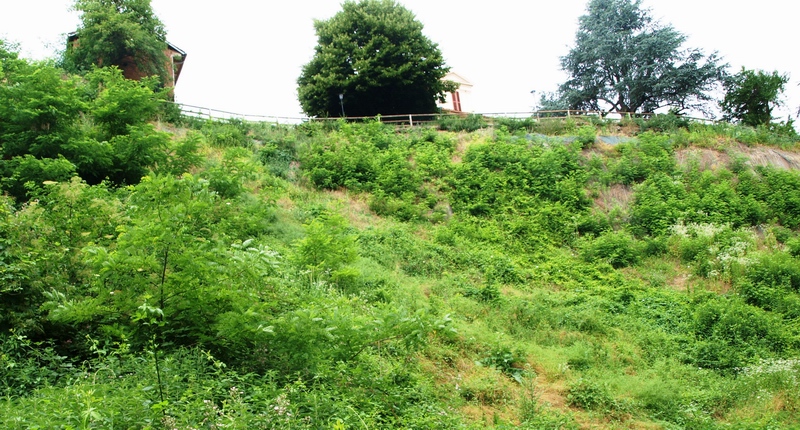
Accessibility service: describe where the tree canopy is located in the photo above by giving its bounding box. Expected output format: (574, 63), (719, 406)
(556, 0), (724, 114)
(721, 68), (789, 127)
(63, 0), (168, 83)
(297, 0), (455, 118)
(1, 41), (169, 201)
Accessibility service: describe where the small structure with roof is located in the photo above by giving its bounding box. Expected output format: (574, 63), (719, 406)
(438, 71), (473, 113)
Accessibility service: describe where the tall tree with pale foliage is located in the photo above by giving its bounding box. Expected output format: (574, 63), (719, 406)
(556, 0), (724, 114)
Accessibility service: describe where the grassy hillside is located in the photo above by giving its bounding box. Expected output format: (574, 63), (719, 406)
(2, 113), (800, 429)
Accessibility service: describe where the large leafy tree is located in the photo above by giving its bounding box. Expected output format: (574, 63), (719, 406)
(1, 40), (168, 200)
(63, 0), (168, 83)
(557, 0), (724, 114)
(297, 0), (455, 118)
(720, 68), (789, 127)
(1, 41), (84, 161)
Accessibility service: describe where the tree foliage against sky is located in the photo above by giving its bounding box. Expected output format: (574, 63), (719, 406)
(1, 41), (169, 201)
(297, 0), (455, 118)
(721, 68), (789, 128)
(557, 0), (724, 114)
(63, 0), (168, 83)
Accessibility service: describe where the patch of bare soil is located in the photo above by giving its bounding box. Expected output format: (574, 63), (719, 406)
(743, 145), (800, 170)
(676, 148), (732, 171)
(670, 272), (691, 292)
(535, 378), (567, 409)
(677, 144), (800, 171)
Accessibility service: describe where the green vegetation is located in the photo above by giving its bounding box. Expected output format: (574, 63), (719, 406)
(297, 0), (455, 118)
(0, 43), (175, 202)
(555, 0), (724, 114)
(64, 0), (170, 84)
(4, 19), (800, 429)
(721, 67), (791, 128)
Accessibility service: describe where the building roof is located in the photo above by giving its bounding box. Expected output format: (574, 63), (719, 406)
(443, 71), (473, 88)
(167, 42), (186, 85)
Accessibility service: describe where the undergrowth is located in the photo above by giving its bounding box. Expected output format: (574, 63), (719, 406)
(2, 115), (800, 428)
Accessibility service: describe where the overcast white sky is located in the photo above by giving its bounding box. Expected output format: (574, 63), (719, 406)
(1, 0), (798, 121)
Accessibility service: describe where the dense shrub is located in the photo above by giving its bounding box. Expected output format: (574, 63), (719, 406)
(0, 155), (77, 201)
(667, 222), (753, 279)
(257, 126), (299, 178)
(203, 147), (260, 199)
(0, 55), (172, 200)
(301, 125), (380, 191)
(738, 253), (800, 318)
(0, 333), (69, 397)
(449, 134), (589, 218)
(575, 125), (596, 148)
(1, 179), (121, 338)
(492, 116), (538, 134)
(690, 297), (792, 371)
(629, 173), (687, 236)
(579, 229), (642, 268)
(609, 132), (676, 185)
(759, 167), (800, 228)
(566, 378), (617, 411)
(292, 211), (357, 278)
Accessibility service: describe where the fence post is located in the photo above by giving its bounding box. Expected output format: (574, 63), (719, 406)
(408, 114), (413, 126)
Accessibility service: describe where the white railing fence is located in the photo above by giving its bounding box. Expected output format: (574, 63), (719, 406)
(173, 103), (717, 126)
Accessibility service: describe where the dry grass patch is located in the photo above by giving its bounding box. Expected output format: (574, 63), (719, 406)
(451, 130), (489, 164)
(326, 189), (384, 230)
(153, 120), (188, 138)
(276, 195), (296, 211)
(676, 144), (800, 172)
(676, 147), (731, 171)
(593, 184), (633, 213)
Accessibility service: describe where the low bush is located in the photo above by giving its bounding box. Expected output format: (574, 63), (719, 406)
(575, 125), (596, 148)
(437, 113), (487, 132)
(566, 378), (616, 411)
(579, 229), (642, 268)
(690, 297), (792, 372)
(492, 117), (539, 134)
(201, 118), (251, 148)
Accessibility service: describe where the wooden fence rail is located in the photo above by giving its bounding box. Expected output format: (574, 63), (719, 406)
(174, 102), (716, 126)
